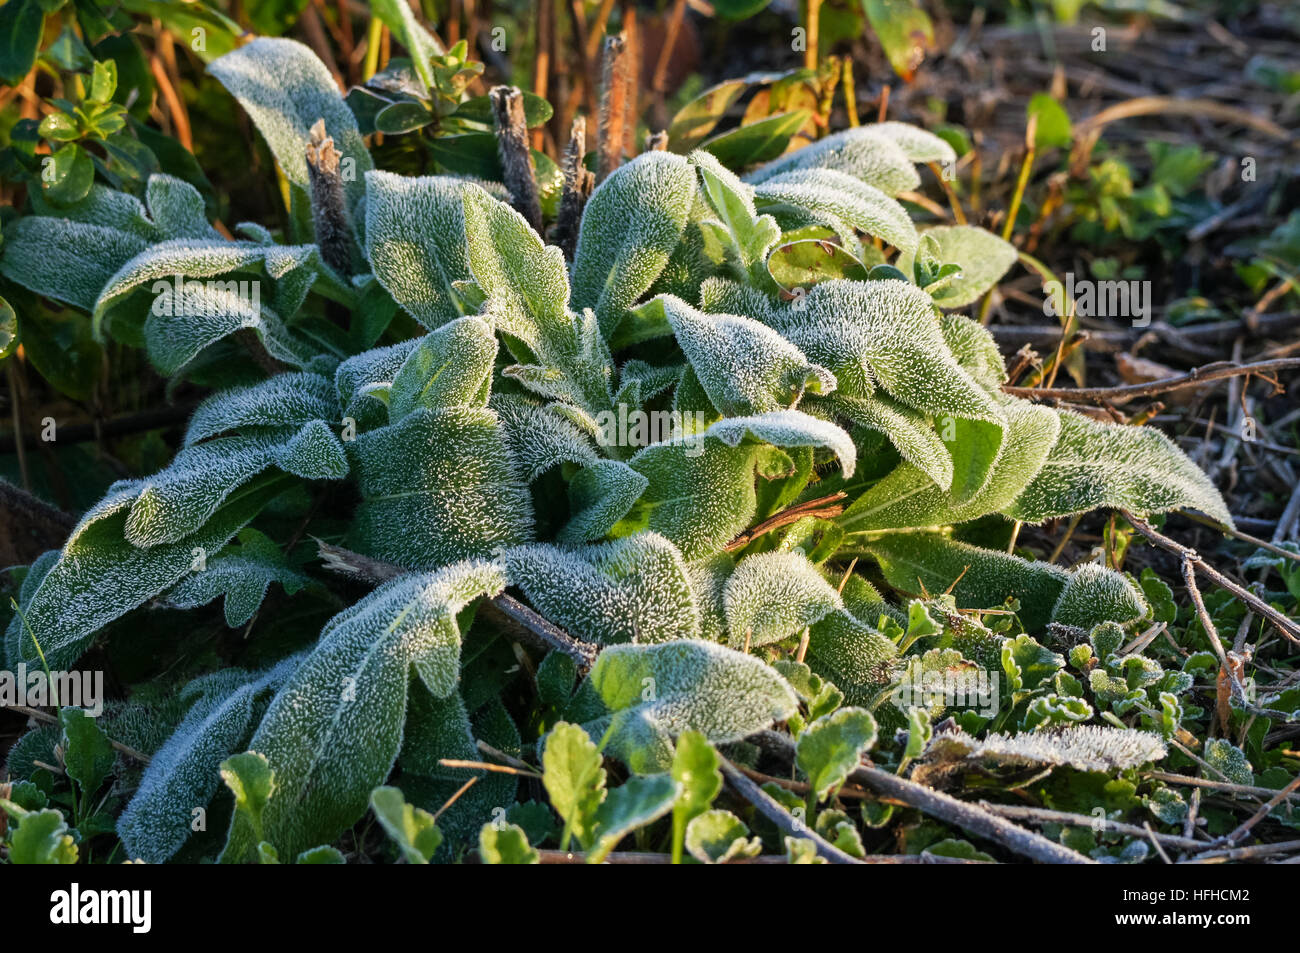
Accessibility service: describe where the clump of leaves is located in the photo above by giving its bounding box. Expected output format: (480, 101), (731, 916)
(1, 35), (1242, 864)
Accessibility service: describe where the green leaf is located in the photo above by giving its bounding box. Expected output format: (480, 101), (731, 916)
(388, 316), (497, 421)
(745, 123), (941, 197)
(369, 0), (444, 93)
(586, 774), (681, 863)
(796, 707), (878, 800)
(0, 0), (44, 85)
(370, 786), (443, 863)
(363, 171), (474, 328)
(586, 640), (798, 772)
(668, 77), (752, 152)
(478, 822), (540, 863)
(542, 722), (607, 850)
(690, 149), (782, 284)
(0, 215), (150, 310)
(702, 111), (813, 169)
(685, 809), (763, 863)
(89, 59), (118, 104)
(1004, 409), (1234, 527)
(862, 0), (934, 80)
(1028, 93), (1072, 149)
(754, 169), (918, 255)
(1051, 563), (1148, 629)
(572, 152), (696, 338)
(6, 808), (79, 864)
(453, 91), (552, 127)
(219, 751), (276, 848)
(670, 731), (723, 862)
(59, 707), (115, 799)
(296, 845), (346, 864)
(768, 239), (870, 291)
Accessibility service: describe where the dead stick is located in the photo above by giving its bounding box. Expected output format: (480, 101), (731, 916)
(490, 86), (543, 232)
(596, 34), (629, 183)
(1004, 358), (1300, 403)
(718, 757), (864, 864)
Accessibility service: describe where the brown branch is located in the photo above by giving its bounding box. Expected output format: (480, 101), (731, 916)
(489, 86), (543, 232)
(1003, 358), (1300, 404)
(982, 802), (1210, 852)
(8, 705), (152, 764)
(1122, 512), (1300, 645)
(724, 492), (847, 552)
(717, 757), (865, 864)
(1224, 775), (1300, 846)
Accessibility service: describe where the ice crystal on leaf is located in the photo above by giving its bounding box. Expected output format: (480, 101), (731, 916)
(723, 551), (844, 647)
(924, 725), (1168, 772)
(743, 124), (927, 196)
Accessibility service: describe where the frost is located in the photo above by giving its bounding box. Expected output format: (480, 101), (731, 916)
(0, 217), (149, 311)
(586, 639), (799, 771)
(117, 656), (298, 863)
(492, 394), (600, 480)
(208, 38), (371, 215)
(146, 174), (221, 241)
(571, 152), (696, 337)
(1005, 408), (1235, 527)
(5, 474), (291, 671)
(646, 293), (835, 415)
(864, 122), (958, 165)
(723, 551), (843, 647)
(924, 725), (1168, 772)
(364, 171), (474, 328)
(941, 313), (1006, 391)
(901, 225), (1019, 309)
(503, 534), (700, 644)
(685, 809), (762, 863)
(29, 183), (157, 238)
(705, 410), (856, 477)
(184, 372), (340, 446)
(754, 169), (918, 254)
(163, 529), (309, 627)
(389, 316), (497, 420)
(744, 125), (923, 196)
(1051, 562), (1149, 630)
(347, 406), (534, 570)
(561, 459), (649, 544)
(335, 338), (419, 427)
(221, 561), (506, 862)
(689, 150), (782, 284)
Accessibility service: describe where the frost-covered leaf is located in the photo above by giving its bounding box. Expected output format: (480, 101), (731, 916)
(561, 460), (649, 544)
(754, 169), (918, 254)
(1051, 563), (1148, 630)
(572, 152), (696, 338)
(670, 730), (723, 856)
(903, 226), (1018, 309)
(924, 725), (1168, 772)
(462, 185), (611, 415)
(619, 411), (853, 558)
(744, 124), (924, 196)
(723, 551), (843, 647)
(146, 174), (221, 241)
(220, 561), (505, 862)
(1204, 738), (1253, 786)
(841, 396), (1059, 529)
(208, 38), (371, 213)
(767, 239), (870, 291)
(364, 171), (474, 328)
(867, 532), (1069, 631)
(125, 425), (347, 547)
(117, 659), (296, 863)
(586, 640), (798, 772)
(59, 707), (115, 799)
(389, 316), (496, 420)
(770, 280), (1001, 434)
(686, 809), (763, 863)
(643, 293), (834, 415)
(689, 150), (781, 285)
(370, 786), (443, 864)
(163, 529), (309, 627)
(0, 217), (149, 311)
(795, 707), (878, 800)
(347, 406), (534, 570)
(5, 473), (292, 671)
(185, 372), (340, 446)
(1005, 409), (1234, 527)
(503, 534), (700, 645)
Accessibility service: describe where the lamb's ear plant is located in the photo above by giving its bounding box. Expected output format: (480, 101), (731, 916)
(1, 37), (1237, 863)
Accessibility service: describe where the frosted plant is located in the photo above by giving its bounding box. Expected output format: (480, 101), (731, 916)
(0, 35), (1243, 863)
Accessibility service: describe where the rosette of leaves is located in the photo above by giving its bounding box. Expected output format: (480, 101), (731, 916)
(0, 36), (1235, 863)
